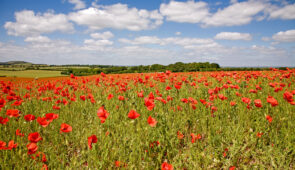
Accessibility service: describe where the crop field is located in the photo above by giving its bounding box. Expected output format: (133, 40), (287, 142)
(0, 70), (64, 78)
(0, 69), (295, 169)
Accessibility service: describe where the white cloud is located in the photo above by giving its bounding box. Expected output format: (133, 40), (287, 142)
(269, 4), (295, 20)
(24, 35), (51, 43)
(202, 1), (266, 27)
(69, 4), (163, 31)
(159, 1), (273, 27)
(230, 0), (238, 4)
(84, 39), (113, 46)
(215, 32), (252, 41)
(0, 38), (294, 67)
(90, 31), (114, 39)
(68, 0), (86, 10)
(160, 1), (209, 23)
(261, 37), (271, 41)
(119, 36), (163, 45)
(4, 10), (74, 36)
(272, 29), (295, 42)
(119, 36), (215, 48)
(175, 32), (181, 35)
(83, 39), (113, 50)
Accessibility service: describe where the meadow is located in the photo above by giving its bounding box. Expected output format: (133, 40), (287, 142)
(0, 69), (294, 169)
(0, 70), (64, 78)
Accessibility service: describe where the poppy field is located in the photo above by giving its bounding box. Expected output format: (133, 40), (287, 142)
(0, 69), (295, 169)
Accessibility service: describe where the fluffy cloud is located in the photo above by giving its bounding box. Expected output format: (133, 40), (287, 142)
(272, 29), (295, 42)
(90, 31), (114, 39)
(269, 4), (295, 20)
(214, 32), (252, 41)
(160, 1), (209, 23)
(69, 4), (163, 31)
(119, 36), (162, 45)
(119, 36), (215, 48)
(202, 1), (266, 27)
(24, 35), (51, 43)
(83, 38), (113, 50)
(84, 39), (113, 46)
(159, 0), (269, 27)
(4, 10), (74, 36)
(68, 0), (86, 10)
(175, 32), (181, 35)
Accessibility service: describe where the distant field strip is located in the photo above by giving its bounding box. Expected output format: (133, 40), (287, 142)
(0, 70), (64, 78)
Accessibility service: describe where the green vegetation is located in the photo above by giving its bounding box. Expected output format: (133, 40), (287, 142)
(0, 60), (293, 77)
(0, 70), (294, 169)
(0, 70), (64, 78)
(63, 62), (222, 76)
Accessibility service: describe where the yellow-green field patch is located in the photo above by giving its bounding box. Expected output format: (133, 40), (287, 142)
(0, 70), (64, 78)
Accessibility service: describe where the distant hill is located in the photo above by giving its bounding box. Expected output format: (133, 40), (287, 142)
(0, 61), (33, 65)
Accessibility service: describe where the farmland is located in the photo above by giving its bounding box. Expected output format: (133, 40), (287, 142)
(0, 69), (295, 169)
(0, 70), (64, 78)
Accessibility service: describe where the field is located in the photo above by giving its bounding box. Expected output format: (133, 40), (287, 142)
(0, 69), (295, 169)
(0, 70), (64, 78)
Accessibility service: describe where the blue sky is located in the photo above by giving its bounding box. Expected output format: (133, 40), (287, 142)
(0, 0), (294, 66)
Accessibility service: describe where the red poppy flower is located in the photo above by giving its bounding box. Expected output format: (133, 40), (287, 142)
(115, 161), (121, 167)
(144, 98), (155, 111)
(27, 142), (38, 155)
(0, 98), (6, 108)
(174, 83), (182, 90)
(28, 132), (42, 143)
(266, 115), (273, 123)
(11, 100), (23, 106)
(191, 133), (202, 143)
(166, 86), (172, 91)
(229, 166), (236, 170)
(52, 105), (60, 110)
(283, 91), (293, 102)
(230, 101), (236, 106)
(267, 96), (278, 107)
(257, 132), (263, 138)
(242, 97), (251, 104)
(16, 129), (25, 137)
(181, 98), (188, 103)
(35, 152), (47, 162)
(107, 94), (114, 100)
(80, 95), (86, 101)
(147, 116), (157, 127)
(6, 109), (20, 118)
(254, 99), (262, 108)
(45, 113), (59, 122)
(70, 73), (75, 79)
(167, 96), (173, 101)
(42, 164), (48, 170)
(88, 135), (97, 149)
(128, 110), (140, 119)
(37, 117), (50, 127)
(97, 106), (110, 123)
(150, 141), (160, 148)
(161, 162), (173, 170)
(177, 131), (184, 139)
(0, 141), (6, 150)
(101, 72), (106, 77)
(24, 114), (36, 122)
(137, 91), (144, 98)
(0, 116), (9, 125)
(60, 123), (72, 133)
(218, 94), (227, 100)
(118, 96), (125, 101)
(7, 140), (18, 150)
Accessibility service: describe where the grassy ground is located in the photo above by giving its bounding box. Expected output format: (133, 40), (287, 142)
(0, 70), (64, 78)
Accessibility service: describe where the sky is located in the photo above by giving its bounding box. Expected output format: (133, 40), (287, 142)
(0, 0), (294, 67)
